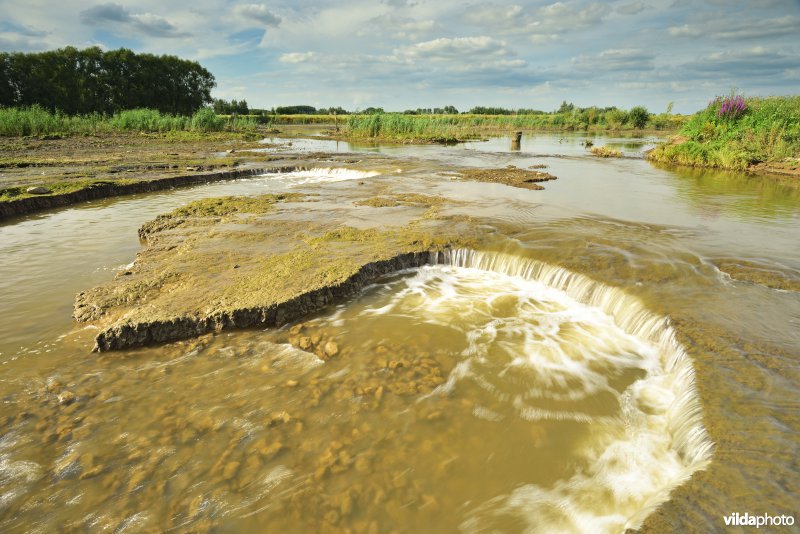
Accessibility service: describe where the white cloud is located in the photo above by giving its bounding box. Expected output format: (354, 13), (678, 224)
(461, 1), (609, 42)
(80, 3), (130, 24)
(279, 51), (315, 63)
(615, 0), (645, 15)
(396, 36), (515, 62)
(129, 13), (182, 37)
(712, 15), (799, 40)
(669, 15), (799, 40)
(1, 0), (797, 112)
(536, 1), (605, 29)
(462, 3), (524, 27)
(667, 24), (701, 37)
(79, 3), (186, 38)
(682, 47), (800, 78)
(232, 4), (282, 27)
(364, 14), (437, 40)
(571, 48), (655, 71)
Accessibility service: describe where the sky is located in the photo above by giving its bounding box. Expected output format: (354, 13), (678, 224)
(1, 0), (798, 113)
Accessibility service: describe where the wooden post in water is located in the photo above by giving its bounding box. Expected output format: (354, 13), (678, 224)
(511, 131), (522, 150)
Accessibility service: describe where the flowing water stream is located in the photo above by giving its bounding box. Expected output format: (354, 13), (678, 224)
(0, 133), (798, 532)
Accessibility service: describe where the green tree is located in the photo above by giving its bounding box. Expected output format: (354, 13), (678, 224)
(557, 101), (575, 114)
(629, 106), (650, 129)
(0, 47), (215, 115)
(275, 105), (317, 114)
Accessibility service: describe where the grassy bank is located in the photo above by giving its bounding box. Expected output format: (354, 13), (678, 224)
(344, 110), (686, 142)
(647, 95), (800, 171)
(0, 106), (259, 136)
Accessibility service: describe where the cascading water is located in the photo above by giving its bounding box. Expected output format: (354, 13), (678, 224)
(255, 167), (381, 186)
(312, 248), (714, 533)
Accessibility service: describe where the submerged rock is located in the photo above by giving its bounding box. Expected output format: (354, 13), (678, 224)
(57, 391), (76, 405)
(26, 186), (51, 195)
(323, 340), (339, 359)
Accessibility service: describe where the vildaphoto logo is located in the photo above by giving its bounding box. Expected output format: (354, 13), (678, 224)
(723, 512), (795, 528)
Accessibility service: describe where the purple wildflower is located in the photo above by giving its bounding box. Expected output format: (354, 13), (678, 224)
(717, 94), (746, 120)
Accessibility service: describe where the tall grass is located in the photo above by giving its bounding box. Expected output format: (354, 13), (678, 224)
(110, 109), (190, 132)
(0, 106), (256, 136)
(345, 109), (683, 141)
(0, 106), (111, 136)
(648, 95), (800, 170)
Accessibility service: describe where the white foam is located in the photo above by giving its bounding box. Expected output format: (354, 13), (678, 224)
(366, 264), (658, 405)
(262, 342), (324, 372)
(257, 167), (379, 186)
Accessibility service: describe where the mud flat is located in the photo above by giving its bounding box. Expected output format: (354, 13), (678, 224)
(0, 133), (563, 220)
(456, 166), (557, 190)
(74, 192), (483, 351)
(0, 166), (301, 220)
(0, 132), (369, 219)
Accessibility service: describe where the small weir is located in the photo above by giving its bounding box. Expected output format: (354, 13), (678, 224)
(296, 249), (713, 532)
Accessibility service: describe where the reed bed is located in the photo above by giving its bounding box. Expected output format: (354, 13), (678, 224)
(344, 112), (685, 141)
(0, 106), (258, 136)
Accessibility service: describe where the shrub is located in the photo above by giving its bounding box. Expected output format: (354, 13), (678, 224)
(605, 109), (628, 128)
(629, 106), (650, 129)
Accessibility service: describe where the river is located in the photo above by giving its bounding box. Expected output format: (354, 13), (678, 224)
(0, 133), (798, 532)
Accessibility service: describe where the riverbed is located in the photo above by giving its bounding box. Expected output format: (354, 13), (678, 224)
(1, 132), (798, 532)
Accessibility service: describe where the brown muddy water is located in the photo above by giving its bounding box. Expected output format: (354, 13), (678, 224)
(1, 133), (799, 532)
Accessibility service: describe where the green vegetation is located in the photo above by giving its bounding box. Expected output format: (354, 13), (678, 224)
(354, 194), (447, 208)
(213, 98), (249, 115)
(628, 106), (650, 129)
(591, 146), (624, 158)
(0, 178), (137, 202)
(137, 193), (305, 237)
(271, 114), (339, 125)
(275, 105), (320, 115)
(345, 105), (672, 141)
(648, 95), (800, 170)
(346, 114), (469, 142)
(0, 47), (214, 115)
(170, 193), (303, 218)
(0, 106), (258, 136)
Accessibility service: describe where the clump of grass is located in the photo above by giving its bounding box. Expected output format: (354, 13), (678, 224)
(591, 146), (623, 158)
(110, 109), (190, 132)
(648, 94), (800, 170)
(189, 108), (224, 132)
(346, 114), (468, 142)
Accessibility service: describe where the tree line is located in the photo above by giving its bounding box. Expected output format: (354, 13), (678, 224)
(213, 98), (249, 115)
(0, 47), (215, 115)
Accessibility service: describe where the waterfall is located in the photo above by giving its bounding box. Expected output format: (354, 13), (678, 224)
(421, 249), (714, 533)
